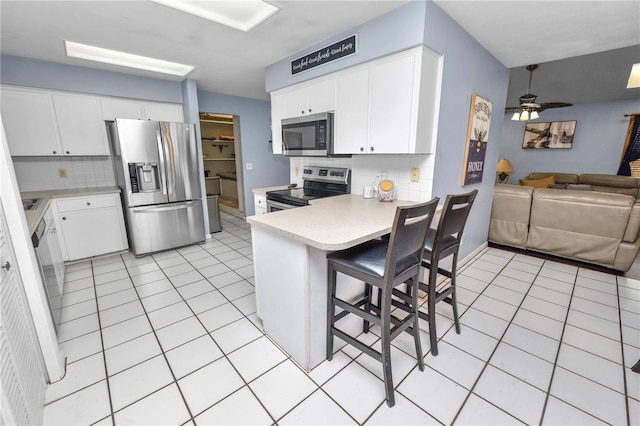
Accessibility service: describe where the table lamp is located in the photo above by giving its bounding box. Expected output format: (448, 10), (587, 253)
(496, 159), (514, 184)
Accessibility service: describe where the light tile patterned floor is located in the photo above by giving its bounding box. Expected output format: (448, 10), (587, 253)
(43, 212), (640, 425)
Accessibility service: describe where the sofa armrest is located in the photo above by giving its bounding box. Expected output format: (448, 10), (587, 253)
(623, 202), (640, 243)
(488, 184), (533, 249)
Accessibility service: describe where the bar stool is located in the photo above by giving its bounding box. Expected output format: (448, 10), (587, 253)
(399, 190), (477, 356)
(326, 198), (439, 407)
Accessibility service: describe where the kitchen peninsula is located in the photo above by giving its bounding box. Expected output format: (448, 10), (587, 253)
(247, 194), (418, 371)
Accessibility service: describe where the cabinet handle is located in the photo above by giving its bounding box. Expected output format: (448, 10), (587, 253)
(301, 110), (305, 114)
(360, 147), (364, 152)
(308, 108), (312, 113)
(53, 150), (57, 154)
(370, 146), (374, 152)
(86, 202), (91, 206)
(66, 151), (70, 155)
(62, 217), (67, 220)
(1, 261), (10, 271)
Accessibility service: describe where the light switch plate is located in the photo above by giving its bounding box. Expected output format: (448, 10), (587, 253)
(246, 163), (253, 170)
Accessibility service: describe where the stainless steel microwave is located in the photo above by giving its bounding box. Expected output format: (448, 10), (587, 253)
(281, 112), (333, 156)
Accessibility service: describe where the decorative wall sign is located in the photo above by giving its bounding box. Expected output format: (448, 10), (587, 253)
(522, 120), (576, 149)
(461, 94), (493, 186)
(291, 34), (357, 75)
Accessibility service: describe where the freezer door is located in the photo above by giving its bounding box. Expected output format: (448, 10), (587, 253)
(160, 122), (202, 203)
(113, 119), (168, 207)
(125, 200), (205, 256)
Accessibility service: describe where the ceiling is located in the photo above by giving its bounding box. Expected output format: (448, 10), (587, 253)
(1, 1), (639, 107)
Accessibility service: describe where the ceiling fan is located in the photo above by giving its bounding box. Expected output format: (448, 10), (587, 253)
(505, 64), (573, 121)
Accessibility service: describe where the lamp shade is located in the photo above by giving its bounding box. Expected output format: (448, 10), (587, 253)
(496, 159), (514, 174)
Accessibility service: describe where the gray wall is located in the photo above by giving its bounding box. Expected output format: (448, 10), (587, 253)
(499, 98), (640, 181)
(265, 0), (510, 260)
(197, 90), (290, 216)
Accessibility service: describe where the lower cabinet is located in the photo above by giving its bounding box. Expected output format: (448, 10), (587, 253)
(54, 194), (128, 261)
(254, 193), (267, 215)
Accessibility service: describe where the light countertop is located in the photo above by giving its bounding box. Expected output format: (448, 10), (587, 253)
(22, 187), (121, 235)
(252, 185), (291, 196)
(246, 194), (419, 251)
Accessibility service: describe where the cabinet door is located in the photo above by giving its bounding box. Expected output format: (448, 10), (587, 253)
(101, 98), (144, 121)
(143, 102), (183, 122)
(283, 86), (308, 118)
(306, 78), (335, 114)
(270, 92), (285, 154)
(58, 208), (127, 260)
(369, 54), (416, 154)
(1, 89), (60, 156)
(254, 194), (267, 215)
(52, 95), (110, 155)
(334, 68), (370, 154)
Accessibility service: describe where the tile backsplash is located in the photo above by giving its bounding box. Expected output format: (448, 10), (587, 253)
(289, 154), (435, 202)
(12, 156), (116, 192)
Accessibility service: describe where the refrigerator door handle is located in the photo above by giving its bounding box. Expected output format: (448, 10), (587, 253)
(156, 128), (168, 195)
(131, 200), (200, 213)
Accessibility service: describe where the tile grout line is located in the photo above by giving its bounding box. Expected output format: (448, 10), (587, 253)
(616, 275), (632, 426)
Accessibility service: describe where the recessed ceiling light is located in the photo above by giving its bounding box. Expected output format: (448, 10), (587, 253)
(151, 0), (278, 32)
(628, 63), (640, 89)
(65, 41), (195, 76)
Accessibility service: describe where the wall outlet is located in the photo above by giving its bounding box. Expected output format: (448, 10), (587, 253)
(410, 167), (420, 182)
(58, 168), (67, 178)
(246, 163), (253, 170)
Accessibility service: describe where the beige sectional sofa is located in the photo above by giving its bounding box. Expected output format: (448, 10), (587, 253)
(489, 173), (640, 271)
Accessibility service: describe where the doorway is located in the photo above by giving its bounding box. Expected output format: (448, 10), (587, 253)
(199, 113), (245, 218)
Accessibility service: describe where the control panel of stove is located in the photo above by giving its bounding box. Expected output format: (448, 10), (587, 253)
(301, 166), (350, 184)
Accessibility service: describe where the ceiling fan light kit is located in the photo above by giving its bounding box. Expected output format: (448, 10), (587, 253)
(506, 64), (572, 121)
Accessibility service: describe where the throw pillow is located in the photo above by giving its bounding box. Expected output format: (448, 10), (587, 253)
(520, 175), (556, 188)
(550, 183), (569, 189)
(566, 184), (592, 191)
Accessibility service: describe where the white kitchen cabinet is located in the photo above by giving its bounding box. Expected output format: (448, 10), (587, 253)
(1, 88), (60, 156)
(334, 67), (370, 154)
(100, 98), (144, 120)
(143, 102), (184, 122)
(254, 193), (267, 215)
(282, 77), (336, 118)
(270, 92), (285, 154)
(52, 94), (110, 155)
(54, 194), (128, 261)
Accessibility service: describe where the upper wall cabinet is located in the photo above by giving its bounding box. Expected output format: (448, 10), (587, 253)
(1, 87), (110, 156)
(52, 94), (110, 155)
(100, 99), (183, 122)
(270, 92), (286, 155)
(1, 89), (60, 156)
(282, 78), (336, 118)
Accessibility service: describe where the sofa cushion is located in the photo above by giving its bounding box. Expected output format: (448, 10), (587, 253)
(526, 172), (579, 184)
(527, 188), (634, 268)
(578, 174), (640, 198)
(520, 175), (556, 188)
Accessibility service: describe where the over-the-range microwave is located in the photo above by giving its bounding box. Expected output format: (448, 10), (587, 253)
(281, 112), (338, 157)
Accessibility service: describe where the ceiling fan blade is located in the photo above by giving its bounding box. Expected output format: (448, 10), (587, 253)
(504, 106), (521, 113)
(538, 102), (573, 112)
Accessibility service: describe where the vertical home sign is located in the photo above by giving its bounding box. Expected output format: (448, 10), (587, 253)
(461, 94), (493, 186)
(291, 35), (357, 75)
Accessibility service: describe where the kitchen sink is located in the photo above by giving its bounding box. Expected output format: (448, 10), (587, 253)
(22, 198), (42, 211)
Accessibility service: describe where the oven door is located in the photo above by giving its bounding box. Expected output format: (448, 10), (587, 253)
(266, 199), (304, 212)
(281, 112), (331, 156)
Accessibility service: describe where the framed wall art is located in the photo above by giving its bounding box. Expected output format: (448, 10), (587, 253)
(461, 93), (493, 186)
(522, 120), (576, 149)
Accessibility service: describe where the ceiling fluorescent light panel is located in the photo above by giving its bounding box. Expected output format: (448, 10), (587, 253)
(151, 0), (278, 32)
(65, 41), (195, 76)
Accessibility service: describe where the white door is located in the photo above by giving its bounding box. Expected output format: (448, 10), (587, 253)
(0, 204), (46, 425)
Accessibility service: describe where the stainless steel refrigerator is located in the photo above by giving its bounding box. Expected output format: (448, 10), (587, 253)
(108, 119), (205, 256)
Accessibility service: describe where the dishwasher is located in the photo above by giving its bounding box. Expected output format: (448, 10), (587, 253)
(31, 209), (65, 331)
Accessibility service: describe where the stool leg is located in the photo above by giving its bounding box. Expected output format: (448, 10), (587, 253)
(451, 251), (461, 334)
(327, 263), (337, 360)
(411, 273), (425, 371)
(380, 288), (395, 407)
(428, 261), (439, 356)
(363, 283), (372, 333)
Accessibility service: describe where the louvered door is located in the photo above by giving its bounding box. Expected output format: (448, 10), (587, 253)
(0, 204), (46, 425)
